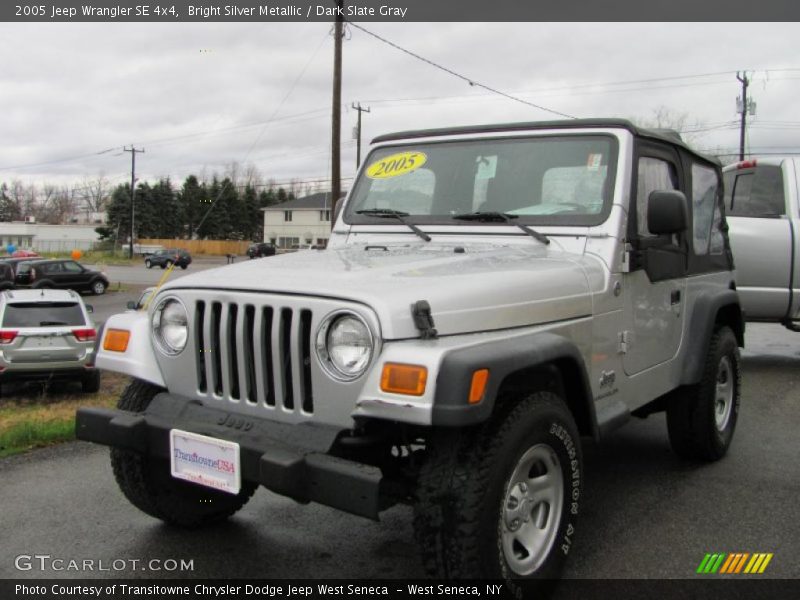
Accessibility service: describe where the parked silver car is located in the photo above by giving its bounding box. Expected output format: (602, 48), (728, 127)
(0, 289), (100, 393)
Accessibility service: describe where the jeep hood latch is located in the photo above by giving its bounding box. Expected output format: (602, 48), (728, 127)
(412, 300), (438, 339)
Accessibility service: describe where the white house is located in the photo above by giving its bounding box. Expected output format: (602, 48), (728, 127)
(262, 192), (345, 249)
(0, 221), (102, 252)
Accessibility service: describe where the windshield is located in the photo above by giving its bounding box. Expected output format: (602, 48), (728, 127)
(346, 134), (617, 227)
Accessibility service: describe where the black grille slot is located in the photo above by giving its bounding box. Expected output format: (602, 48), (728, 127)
(211, 301), (223, 396)
(195, 301), (207, 393)
(227, 303), (240, 400)
(280, 308), (294, 409)
(300, 309), (314, 413)
(261, 306), (275, 407)
(244, 304), (256, 404)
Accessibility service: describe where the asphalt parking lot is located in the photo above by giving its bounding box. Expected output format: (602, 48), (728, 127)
(0, 323), (798, 584)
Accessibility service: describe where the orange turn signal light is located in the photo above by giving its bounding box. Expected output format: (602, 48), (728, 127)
(469, 369), (490, 404)
(103, 329), (131, 353)
(380, 363), (427, 396)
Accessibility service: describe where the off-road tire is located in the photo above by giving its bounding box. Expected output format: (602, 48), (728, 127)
(110, 379), (257, 527)
(144, 259), (152, 269)
(414, 392), (581, 594)
(667, 326), (740, 461)
(82, 369), (101, 393)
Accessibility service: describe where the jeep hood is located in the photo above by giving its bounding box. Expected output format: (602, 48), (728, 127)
(162, 243), (593, 339)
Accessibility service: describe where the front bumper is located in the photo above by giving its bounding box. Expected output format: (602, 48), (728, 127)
(75, 392), (385, 520)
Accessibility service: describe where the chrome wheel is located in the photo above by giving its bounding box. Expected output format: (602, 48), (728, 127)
(501, 443), (564, 576)
(714, 356), (734, 431)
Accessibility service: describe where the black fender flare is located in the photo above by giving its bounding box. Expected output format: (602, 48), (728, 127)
(431, 331), (598, 439)
(681, 289), (744, 386)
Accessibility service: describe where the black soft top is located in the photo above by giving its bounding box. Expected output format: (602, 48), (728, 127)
(371, 118), (718, 165)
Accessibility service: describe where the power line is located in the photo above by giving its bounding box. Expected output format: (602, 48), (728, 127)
(0, 147), (117, 172)
(195, 29), (330, 235)
(347, 22), (576, 119)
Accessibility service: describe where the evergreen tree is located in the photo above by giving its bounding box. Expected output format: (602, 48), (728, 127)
(242, 184), (261, 241)
(0, 183), (20, 221)
(106, 183), (133, 242)
(179, 175), (205, 239)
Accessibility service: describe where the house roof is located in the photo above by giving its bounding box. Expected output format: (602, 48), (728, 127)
(262, 191), (347, 211)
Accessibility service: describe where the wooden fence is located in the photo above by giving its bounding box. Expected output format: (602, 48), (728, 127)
(139, 239), (251, 255)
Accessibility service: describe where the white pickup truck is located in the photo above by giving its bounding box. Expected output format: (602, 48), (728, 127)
(723, 158), (800, 331)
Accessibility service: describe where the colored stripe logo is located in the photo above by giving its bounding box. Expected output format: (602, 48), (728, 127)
(697, 552), (773, 574)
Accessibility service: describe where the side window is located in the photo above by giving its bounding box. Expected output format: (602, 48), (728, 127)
(637, 157), (678, 237)
(691, 164), (723, 256)
(727, 166), (785, 217)
(62, 261), (83, 273)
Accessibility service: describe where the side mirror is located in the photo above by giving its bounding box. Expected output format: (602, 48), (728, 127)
(648, 190), (688, 235)
(126, 301), (137, 310)
(85, 304), (94, 313)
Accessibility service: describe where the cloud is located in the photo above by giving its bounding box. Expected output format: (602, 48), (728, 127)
(0, 22), (798, 188)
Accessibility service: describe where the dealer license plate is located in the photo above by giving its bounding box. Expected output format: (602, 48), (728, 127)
(169, 429), (241, 495)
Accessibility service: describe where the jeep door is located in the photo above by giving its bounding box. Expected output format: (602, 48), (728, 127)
(622, 148), (687, 375)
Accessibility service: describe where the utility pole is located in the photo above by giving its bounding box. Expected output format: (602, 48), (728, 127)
(330, 0), (344, 230)
(124, 146), (144, 258)
(351, 102), (371, 167)
(736, 72), (750, 161)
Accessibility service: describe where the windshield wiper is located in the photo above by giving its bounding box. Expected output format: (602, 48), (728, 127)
(355, 209), (431, 242)
(451, 211), (550, 245)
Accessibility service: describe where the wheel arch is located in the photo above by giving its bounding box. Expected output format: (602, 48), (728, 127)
(681, 290), (744, 386)
(431, 332), (598, 440)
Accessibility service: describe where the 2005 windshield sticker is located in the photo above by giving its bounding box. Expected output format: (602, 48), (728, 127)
(366, 151), (427, 179)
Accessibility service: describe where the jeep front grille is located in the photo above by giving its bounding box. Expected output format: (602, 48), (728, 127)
(194, 300), (314, 414)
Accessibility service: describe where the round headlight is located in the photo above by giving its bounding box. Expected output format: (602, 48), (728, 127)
(316, 312), (374, 380)
(152, 298), (188, 355)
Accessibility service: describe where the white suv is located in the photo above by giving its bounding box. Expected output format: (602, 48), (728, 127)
(0, 289), (100, 393)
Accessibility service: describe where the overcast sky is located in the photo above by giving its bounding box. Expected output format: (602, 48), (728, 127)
(1, 22), (798, 192)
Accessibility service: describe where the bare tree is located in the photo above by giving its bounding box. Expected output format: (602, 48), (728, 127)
(241, 163), (263, 188)
(78, 174), (111, 214)
(633, 106), (706, 146)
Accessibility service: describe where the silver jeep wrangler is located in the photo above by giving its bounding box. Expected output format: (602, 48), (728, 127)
(77, 119), (743, 588)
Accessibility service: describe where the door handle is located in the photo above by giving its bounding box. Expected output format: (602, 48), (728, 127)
(671, 290), (681, 305)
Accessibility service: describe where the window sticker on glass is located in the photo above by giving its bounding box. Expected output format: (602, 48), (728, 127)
(587, 153), (603, 171)
(475, 155), (498, 180)
(366, 151), (427, 179)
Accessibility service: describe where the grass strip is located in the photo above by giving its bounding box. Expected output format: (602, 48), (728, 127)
(0, 373), (129, 458)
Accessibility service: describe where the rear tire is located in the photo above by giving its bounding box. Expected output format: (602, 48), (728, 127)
(667, 326), (740, 461)
(110, 379), (257, 527)
(145, 259), (152, 269)
(82, 370), (101, 393)
(414, 391), (581, 594)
